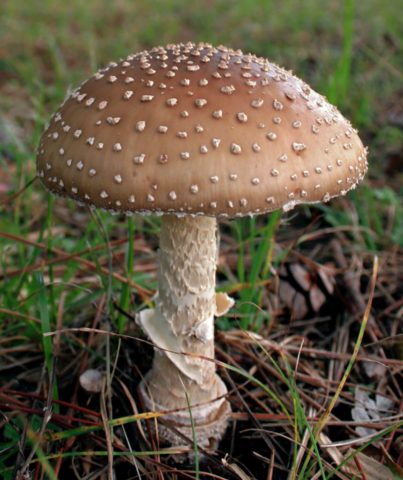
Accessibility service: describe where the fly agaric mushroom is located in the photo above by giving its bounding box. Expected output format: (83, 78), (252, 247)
(36, 42), (368, 449)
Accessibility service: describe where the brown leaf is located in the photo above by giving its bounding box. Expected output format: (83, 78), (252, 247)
(345, 450), (395, 480)
(351, 387), (394, 438)
(278, 278), (309, 320)
(289, 263), (311, 291)
(362, 360), (388, 380)
(321, 433), (396, 480)
(309, 284), (327, 312)
(317, 264), (336, 294)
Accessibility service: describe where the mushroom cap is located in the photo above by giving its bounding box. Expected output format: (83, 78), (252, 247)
(37, 42), (368, 217)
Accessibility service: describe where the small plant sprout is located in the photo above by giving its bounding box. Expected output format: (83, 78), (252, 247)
(36, 43), (367, 450)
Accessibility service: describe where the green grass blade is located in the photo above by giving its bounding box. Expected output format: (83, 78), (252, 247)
(34, 273), (52, 372)
(118, 216), (134, 333)
(184, 390), (200, 479)
(327, 0), (355, 106)
(239, 211), (281, 329)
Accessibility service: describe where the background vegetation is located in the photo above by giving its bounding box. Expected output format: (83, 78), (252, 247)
(0, 0), (402, 478)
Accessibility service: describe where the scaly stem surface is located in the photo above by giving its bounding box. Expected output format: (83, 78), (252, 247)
(137, 215), (230, 447)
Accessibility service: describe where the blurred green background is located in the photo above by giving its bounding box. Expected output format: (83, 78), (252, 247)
(1, 0), (402, 187)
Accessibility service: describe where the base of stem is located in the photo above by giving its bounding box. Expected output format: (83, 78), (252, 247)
(138, 374), (230, 451)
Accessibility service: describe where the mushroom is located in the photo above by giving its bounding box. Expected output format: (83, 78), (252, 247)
(36, 42), (368, 449)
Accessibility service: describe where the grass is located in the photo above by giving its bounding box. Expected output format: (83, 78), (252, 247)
(1, 0), (402, 478)
(234, 210), (282, 330)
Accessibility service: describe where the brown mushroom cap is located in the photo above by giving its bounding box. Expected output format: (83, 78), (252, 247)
(37, 42), (368, 217)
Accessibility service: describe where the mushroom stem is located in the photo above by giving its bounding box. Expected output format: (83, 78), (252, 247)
(137, 215), (230, 447)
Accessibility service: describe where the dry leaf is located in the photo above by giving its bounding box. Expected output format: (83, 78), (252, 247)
(309, 284), (326, 312)
(351, 386), (394, 438)
(317, 264), (336, 294)
(362, 360), (388, 380)
(278, 261), (335, 319)
(320, 433), (396, 480)
(344, 450), (395, 480)
(278, 278), (308, 320)
(289, 263), (311, 291)
(222, 455), (252, 480)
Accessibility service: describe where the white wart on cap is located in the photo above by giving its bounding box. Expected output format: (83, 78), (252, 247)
(37, 42), (368, 217)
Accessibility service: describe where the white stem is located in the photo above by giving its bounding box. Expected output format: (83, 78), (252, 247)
(137, 215), (230, 447)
